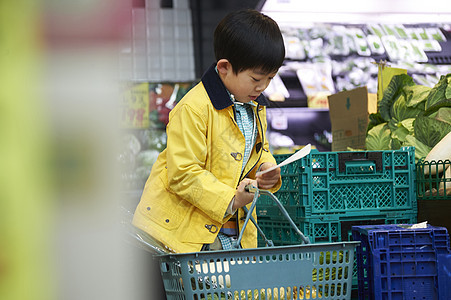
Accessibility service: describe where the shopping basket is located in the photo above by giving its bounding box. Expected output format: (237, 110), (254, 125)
(128, 186), (359, 300)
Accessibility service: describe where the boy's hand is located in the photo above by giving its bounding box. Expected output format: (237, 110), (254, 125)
(256, 162), (280, 189)
(232, 178), (258, 211)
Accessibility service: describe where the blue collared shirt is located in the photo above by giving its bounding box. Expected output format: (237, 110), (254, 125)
(231, 96), (257, 174)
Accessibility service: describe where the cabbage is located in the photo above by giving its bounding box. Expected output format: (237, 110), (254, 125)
(365, 73), (451, 162)
(415, 98), (451, 148)
(403, 85), (430, 108)
(378, 74), (415, 121)
(391, 118), (415, 142)
(434, 107), (451, 125)
(366, 123), (391, 150)
(414, 113), (451, 148)
(402, 135), (431, 162)
(390, 94), (424, 130)
(425, 74), (451, 109)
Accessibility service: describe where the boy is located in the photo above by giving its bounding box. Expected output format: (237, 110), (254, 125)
(132, 9), (285, 253)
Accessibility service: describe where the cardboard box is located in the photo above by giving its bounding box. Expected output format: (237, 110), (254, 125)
(327, 87), (377, 151)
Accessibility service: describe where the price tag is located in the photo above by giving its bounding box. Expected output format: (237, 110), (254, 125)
(121, 83), (149, 128)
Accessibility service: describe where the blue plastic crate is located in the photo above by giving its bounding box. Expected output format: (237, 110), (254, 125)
(352, 224), (451, 300)
(257, 147), (417, 220)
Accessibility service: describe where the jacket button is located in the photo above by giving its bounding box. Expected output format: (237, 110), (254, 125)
(165, 219), (170, 223)
(205, 224), (218, 233)
(146, 207), (151, 211)
(231, 152), (243, 161)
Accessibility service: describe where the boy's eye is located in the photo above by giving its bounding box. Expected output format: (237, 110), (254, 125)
(251, 77), (260, 82)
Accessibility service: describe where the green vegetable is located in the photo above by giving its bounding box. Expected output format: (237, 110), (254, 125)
(379, 74), (415, 121)
(424, 98), (451, 119)
(366, 72), (451, 162)
(391, 118), (415, 148)
(367, 112), (385, 131)
(434, 107), (451, 125)
(390, 94), (424, 130)
(414, 114), (451, 148)
(403, 135), (431, 162)
(366, 123), (391, 150)
(425, 74), (451, 109)
(415, 99), (451, 148)
(403, 85), (431, 108)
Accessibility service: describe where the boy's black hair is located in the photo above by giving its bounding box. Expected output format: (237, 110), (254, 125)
(214, 9), (285, 75)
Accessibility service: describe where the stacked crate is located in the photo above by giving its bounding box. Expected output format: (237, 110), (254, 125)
(256, 147), (418, 286)
(257, 147), (417, 244)
(352, 224), (451, 300)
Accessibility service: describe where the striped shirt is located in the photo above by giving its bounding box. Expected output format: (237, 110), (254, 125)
(231, 96), (257, 173)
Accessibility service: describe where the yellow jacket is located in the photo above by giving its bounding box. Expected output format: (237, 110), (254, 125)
(132, 64), (281, 253)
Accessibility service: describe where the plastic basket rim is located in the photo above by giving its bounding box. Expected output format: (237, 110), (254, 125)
(156, 241), (361, 259)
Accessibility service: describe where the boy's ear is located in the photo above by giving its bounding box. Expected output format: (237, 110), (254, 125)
(216, 59), (232, 74)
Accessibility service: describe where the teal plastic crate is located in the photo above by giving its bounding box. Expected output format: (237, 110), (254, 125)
(257, 147), (417, 220)
(257, 211), (417, 246)
(257, 212), (417, 289)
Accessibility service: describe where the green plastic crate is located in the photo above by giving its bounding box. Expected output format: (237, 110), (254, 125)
(257, 211), (417, 246)
(257, 147), (417, 220)
(257, 212), (417, 289)
(416, 158), (451, 200)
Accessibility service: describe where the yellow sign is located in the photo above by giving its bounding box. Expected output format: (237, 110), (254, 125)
(121, 82), (150, 128)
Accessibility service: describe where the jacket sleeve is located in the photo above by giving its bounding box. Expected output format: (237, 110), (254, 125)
(164, 103), (235, 223)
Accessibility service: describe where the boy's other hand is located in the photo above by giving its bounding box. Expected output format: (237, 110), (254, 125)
(256, 162), (280, 189)
(233, 178), (258, 210)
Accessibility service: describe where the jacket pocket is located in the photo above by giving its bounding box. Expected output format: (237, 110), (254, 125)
(140, 202), (183, 230)
(137, 176), (184, 231)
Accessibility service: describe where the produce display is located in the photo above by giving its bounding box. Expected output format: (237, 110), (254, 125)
(119, 130), (167, 190)
(119, 82), (194, 190)
(366, 73), (451, 162)
(275, 23), (451, 102)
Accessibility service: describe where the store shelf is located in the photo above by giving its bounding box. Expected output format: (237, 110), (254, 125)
(266, 107), (332, 151)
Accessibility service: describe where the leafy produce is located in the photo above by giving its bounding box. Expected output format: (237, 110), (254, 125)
(365, 123), (391, 150)
(378, 74), (416, 121)
(366, 73), (451, 162)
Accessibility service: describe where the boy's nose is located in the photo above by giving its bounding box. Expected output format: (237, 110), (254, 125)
(256, 83), (266, 92)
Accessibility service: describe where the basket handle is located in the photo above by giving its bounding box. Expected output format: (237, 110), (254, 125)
(234, 185), (310, 248)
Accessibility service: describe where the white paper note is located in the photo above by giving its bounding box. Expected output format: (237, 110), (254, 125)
(257, 144), (312, 176)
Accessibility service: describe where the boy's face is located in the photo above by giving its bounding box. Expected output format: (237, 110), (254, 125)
(222, 67), (277, 103)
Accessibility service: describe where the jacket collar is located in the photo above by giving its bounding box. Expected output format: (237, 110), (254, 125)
(201, 63), (270, 110)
